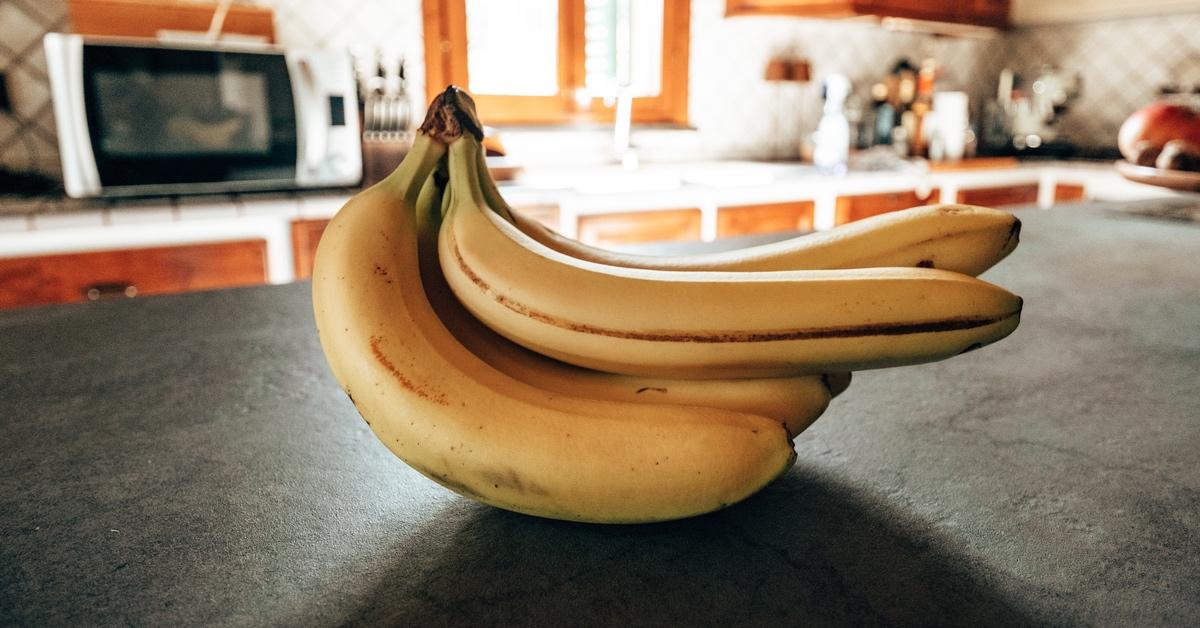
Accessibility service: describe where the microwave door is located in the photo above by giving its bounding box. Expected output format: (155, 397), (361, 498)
(45, 33), (102, 198)
(71, 42), (300, 196)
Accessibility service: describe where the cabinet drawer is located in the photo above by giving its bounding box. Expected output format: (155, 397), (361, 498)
(292, 219), (331, 280)
(957, 184), (1039, 208)
(1054, 183), (1086, 203)
(835, 189), (937, 224)
(0, 240), (268, 309)
(717, 201), (814, 238)
(576, 208), (702, 247)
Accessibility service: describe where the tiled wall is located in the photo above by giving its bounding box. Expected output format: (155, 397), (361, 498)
(688, 0), (998, 160)
(989, 11), (1200, 148)
(2, 0), (1199, 178)
(0, 0), (69, 176)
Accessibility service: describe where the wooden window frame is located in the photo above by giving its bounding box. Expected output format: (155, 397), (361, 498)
(422, 0), (690, 125)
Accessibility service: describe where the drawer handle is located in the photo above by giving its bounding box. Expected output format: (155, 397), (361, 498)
(84, 282), (138, 301)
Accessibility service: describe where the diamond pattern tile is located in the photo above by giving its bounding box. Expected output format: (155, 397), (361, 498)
(9, 0), (67, 26)
(0, 0), (66, 176)
(0, 1), (46, 53)
(0, 0), (1197, 177)
(1001, 11), (1200, 147)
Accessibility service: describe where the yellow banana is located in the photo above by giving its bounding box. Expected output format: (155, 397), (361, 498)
(477, 147), (1019, 276)
(311, 90), (795, 523)
(440, 133), (1023, 379)
(416, 171), (840, 437)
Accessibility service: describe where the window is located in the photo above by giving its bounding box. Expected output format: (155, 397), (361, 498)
(422, 0), (690, 125)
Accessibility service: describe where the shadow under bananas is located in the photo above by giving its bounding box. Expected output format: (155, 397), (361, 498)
(338, 463), (1040, 627)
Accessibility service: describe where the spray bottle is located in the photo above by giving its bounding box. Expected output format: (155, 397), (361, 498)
(813, 73), (851, 174)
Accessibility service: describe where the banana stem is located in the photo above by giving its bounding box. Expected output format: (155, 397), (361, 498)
(380, 133), (446, 207)
(379, 85), (485, 207)
(447, 136), (487, 209)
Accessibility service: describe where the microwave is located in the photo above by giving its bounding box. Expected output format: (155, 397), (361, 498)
(44, 34), (361, 198)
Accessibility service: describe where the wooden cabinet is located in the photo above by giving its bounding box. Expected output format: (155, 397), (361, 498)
(1054, 184), (1086, 203)
(717, 201), (814, 238)
(576, 208), (702, 248)
(69, 0), (276, 41)
(726, 0), (1009, 27)
(835, 189), (938, 225)
(957, 184), (1040, 208)
(0, 240), (268, 310)
(291, 219), (331, 280)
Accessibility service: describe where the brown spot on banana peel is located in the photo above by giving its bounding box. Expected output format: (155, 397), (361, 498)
(477, 467), (551, 496)
(450, 236), (1023, 343)
(636, 387), (669, 394)
(369, 335), (451, 406)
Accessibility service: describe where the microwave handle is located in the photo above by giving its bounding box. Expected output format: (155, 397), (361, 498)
(295, 56), (327, 176)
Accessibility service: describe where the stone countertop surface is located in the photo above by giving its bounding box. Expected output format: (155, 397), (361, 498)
(2, 203), (1198, 626)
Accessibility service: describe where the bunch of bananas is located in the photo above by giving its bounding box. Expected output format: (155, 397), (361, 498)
(312, 87), (1023, 524)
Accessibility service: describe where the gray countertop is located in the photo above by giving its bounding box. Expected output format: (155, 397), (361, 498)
(2, 202), (1199, 626)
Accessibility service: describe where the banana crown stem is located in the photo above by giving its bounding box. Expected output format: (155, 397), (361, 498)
(447, 137), (488, 210)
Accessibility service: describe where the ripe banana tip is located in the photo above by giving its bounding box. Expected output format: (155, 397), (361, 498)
(824, 372), (852, 397)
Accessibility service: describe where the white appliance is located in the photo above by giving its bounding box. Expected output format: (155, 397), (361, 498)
(44, 33), (361, 198)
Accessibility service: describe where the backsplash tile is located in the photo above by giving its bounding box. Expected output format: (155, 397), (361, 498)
(1, 0), (1197, 179)
(687, 0), (998, 161)
(994, 11), (1200, 149)
(0, 0), (66, 177)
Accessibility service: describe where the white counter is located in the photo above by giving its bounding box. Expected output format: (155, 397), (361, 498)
(0, 160), (1184, 284)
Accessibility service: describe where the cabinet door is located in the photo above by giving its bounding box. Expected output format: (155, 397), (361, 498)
(862, 0), (1009, 26)
(0, 240), (268, 309)
(957, 184), (1040, 208)
(717, 201), (814, 238)
(576, 209), (702, 247)
(727, 0), (1009, 25)
(726, 0), (855, 17)
(959, 0), (1010, 26)
(1054, 184), (1086, 203)
(835, 189), (938, 225)
(292, 219), (331, 280)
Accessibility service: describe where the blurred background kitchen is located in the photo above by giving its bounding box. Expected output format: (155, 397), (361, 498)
(2, 0), (1199, 309)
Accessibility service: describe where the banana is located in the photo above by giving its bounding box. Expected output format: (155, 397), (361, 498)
(477, 146), (1019, 276)
(440, 131), (1023, 379)
(416, 169), (840, 438)
(311, 89), (796, 523)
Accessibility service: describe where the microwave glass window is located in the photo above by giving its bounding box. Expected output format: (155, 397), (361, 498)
(83, 45), (298, 188)
(93, 70), (272, 157)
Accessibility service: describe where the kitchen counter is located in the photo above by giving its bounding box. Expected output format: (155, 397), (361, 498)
(2, 202), (1198, 625)
(0, 160), (1184, 286)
